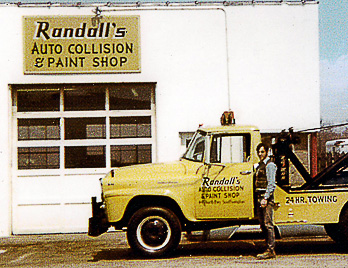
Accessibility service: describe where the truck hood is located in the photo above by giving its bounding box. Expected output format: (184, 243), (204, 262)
(102, 159), (202, 191)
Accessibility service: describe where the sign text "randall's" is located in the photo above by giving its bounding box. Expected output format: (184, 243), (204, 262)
(34, 22), (127, 40)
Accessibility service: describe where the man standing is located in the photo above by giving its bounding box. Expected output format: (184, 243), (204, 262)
(255, 143), (277, 259)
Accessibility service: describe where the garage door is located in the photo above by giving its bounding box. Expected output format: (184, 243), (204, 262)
(11, 83), (156, 234)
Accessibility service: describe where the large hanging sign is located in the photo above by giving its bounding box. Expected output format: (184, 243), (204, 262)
(23, 16), (140, 74)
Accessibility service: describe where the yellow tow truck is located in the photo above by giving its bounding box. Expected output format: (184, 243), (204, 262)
(89, 112), (348, 257)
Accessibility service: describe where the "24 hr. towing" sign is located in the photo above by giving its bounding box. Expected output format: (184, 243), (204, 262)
(23, 16), (140, 74)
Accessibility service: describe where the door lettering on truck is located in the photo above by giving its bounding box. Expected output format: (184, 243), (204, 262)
(307, 195), (338, 204)
(199, 177), (245, 206)
(199, 186), (244, 192)
(201, 176), (240, 187)
(285, 195), (338, 205)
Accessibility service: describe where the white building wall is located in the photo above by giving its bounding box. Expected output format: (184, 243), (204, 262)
(0, 2), (319, 236)
(226, 4), (320, 131)
(0, 82), (11, 237)
(0, 8), (18, 237)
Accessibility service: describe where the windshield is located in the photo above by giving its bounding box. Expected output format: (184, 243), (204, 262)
(182, 131), (206, 162)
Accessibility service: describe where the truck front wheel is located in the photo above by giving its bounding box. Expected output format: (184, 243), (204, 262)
(127, 207), (182, 257)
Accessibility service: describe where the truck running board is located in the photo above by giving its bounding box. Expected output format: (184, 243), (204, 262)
(185, 225), (281, 242)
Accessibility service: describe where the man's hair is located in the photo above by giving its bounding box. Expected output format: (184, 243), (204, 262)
(256, 143), (269, 153)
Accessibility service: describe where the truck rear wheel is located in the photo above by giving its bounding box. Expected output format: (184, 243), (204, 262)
(338, 209), (348, 245)
(127, 207), (182, 257)
(324, 223), (341, 243)
(325, 209), (348, 245)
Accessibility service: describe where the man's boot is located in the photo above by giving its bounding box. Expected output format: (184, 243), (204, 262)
(256, 249), (276, 259)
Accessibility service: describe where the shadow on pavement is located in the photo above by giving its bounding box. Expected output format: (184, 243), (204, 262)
(89, 237), (347, 262)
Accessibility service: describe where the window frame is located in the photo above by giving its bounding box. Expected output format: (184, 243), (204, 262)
(210, 133), (251, 164)
(12, 83), (156, 174)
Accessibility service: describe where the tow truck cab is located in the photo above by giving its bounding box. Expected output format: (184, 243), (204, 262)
(90, 124), (261, 226)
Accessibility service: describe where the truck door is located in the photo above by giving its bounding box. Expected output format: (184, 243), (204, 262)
(195, 134), (254, 219)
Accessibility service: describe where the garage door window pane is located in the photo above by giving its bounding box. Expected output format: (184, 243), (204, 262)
(64, 88), (105, 111)
(18, 147), (60, 169)
(65, 146), (106, 168)
(65, 118), (106, 139)
(17, 90), (60, 112)
(109, 84), (151, 110)
(138, 145), (152, 163)
(110, 117), (151, 138)
(18, 119), (60, 140)
(111, 145), (151, 167)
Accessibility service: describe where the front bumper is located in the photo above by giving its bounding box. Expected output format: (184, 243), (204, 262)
(88, 197), (109, 237)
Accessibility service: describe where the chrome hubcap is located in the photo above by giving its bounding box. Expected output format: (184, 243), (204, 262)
(137, 216), (171, 250)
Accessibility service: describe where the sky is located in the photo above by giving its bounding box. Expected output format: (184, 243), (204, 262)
(319, 0), (348, 124)
(0, 0), (346, 124)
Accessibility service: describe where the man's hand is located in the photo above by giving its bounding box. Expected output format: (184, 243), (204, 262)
(260, 198), (268, 208)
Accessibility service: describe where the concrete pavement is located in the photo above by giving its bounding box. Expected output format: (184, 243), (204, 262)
(0, 225), (345, 268)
